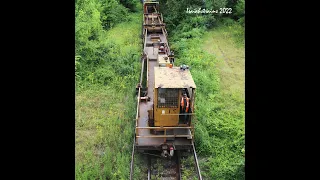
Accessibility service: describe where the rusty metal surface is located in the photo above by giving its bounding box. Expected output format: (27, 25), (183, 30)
(154, 67), (197, 88)
(137, 16), (194, 148)
(145, 47), (158, 60)
(137, 60), (164, 146)
(136, 52), (193, 147)
(145, 33), (168, 46)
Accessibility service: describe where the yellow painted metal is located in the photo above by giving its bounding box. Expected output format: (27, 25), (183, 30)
(158, 55), (171, 67)
(154, 108), (179, 126)
(153, 89), (184, 126)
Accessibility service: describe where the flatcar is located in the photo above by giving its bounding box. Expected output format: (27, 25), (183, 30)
(135, 0), (196, 158)
(130, 0), (202, 179)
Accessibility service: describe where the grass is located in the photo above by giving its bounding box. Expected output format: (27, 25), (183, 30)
(202, 25), (245, 96)
(75, 11), (142, 180)
(170, 22), (245, 179)
(76, 88), (135, 179)
(200, 24), (245, 179)
(76, 7), (244, 179)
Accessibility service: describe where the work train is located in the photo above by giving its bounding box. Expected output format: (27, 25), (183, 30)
(130, 0), (201, 179)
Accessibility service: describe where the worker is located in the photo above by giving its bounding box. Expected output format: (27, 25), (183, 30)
(180, 93), (190, 124)
(169, 51), (174, 64)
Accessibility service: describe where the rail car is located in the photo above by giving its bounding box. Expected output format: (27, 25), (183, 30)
(130, 1), (202, 179)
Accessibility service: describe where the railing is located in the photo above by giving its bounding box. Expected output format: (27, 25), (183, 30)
(136, 126), (194, 143)
(161, 27), (170, 54)
(144, 28), (148, 49)
(135, 55), (145, 136)
(135, 87), (140, 137)
(146, 56), (149, 89)
(139, 55), (145, 84)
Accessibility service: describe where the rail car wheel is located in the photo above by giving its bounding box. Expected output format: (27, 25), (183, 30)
(161, 144), (174, 158)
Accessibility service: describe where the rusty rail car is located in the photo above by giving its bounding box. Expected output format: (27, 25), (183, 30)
(130, 1), (202, 179)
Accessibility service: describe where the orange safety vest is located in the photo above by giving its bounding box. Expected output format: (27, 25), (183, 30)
(181, 97), (190, 112)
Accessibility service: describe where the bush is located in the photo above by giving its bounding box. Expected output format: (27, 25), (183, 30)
(221, 17), (235, 26)
(235, 0), (245, 19)
(169, 17), (244, 179)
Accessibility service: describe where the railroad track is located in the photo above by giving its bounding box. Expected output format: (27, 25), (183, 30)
(146, 150), (181, 180)
(130, 143), (203, 180)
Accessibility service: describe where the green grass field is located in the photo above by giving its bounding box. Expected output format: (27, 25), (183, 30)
(200, 24), (245, 179)
(170, 22), (245, 179)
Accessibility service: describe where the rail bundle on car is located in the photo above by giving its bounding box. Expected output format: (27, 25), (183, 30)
(130, 1), (202, 179)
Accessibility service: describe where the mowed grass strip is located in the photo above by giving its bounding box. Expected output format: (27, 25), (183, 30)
(201, 24), (245, 179)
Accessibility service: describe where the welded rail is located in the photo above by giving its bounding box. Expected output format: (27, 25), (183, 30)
(147, 155), (151, 180)
(176, 151), (182, 180)
(192, 142), (203, 180)
(129, 137), (136, 180)
(132, 57), (143, 178)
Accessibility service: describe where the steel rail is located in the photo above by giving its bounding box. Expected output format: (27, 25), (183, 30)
(129, 137), (136, 180)
(192, 141), (203, 180)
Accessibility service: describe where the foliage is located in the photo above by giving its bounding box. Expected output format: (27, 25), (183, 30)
(170, 23), (245, 180)
(75, 1), (142, 179)
(158, 0), (245, 32)
(99, 0), (130, 29)
(119, 0), (140, 12)
(75, 0), (142, 85)
(234, 0), (245, 26)
(76, 86), (137, 179)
